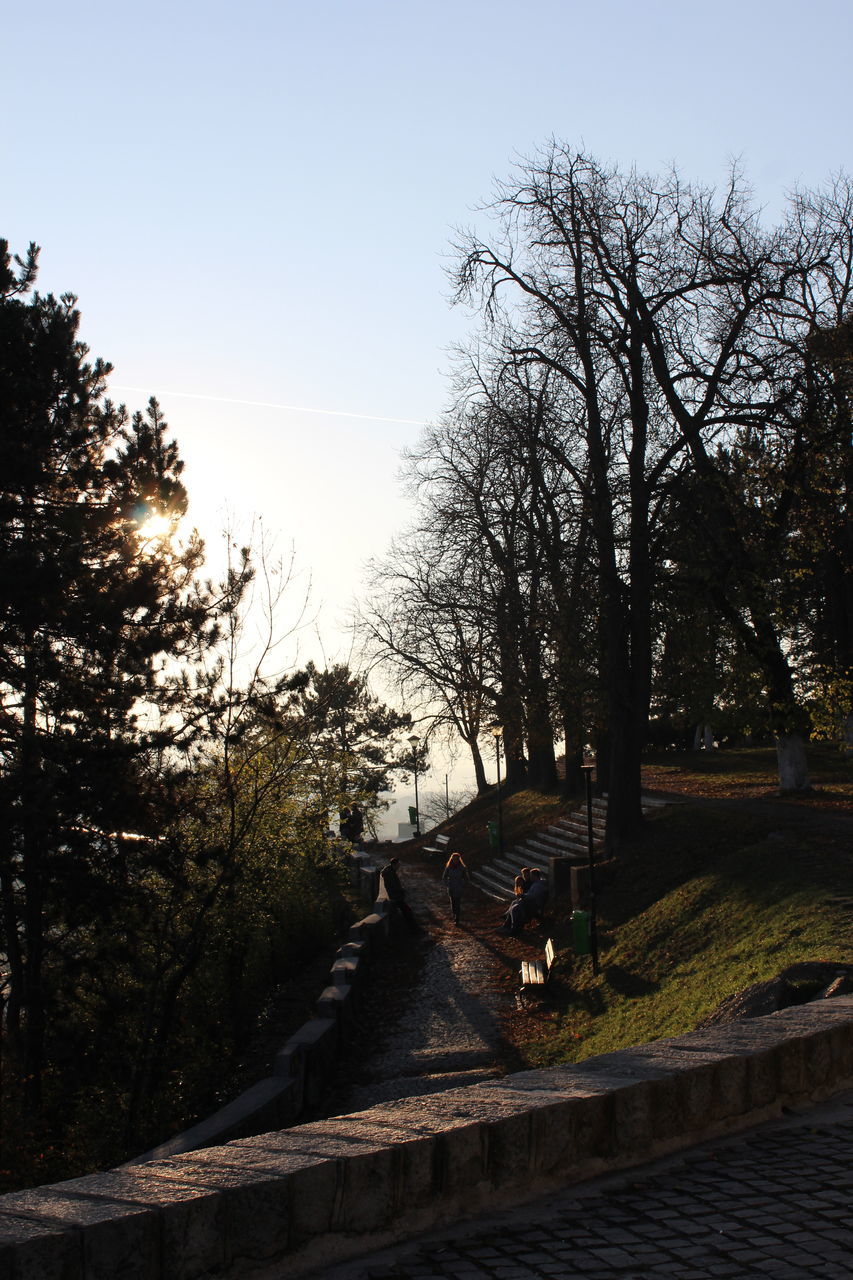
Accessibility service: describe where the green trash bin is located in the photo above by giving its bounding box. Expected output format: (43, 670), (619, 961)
(572, 909), (591, 955)
(487, 820), (500, 849)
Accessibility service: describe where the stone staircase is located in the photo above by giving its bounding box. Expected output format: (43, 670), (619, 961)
(471, 793), (666, 901)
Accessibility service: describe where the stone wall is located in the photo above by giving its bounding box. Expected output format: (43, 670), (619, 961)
(1, 996), (851, 1279)
(128, 849), (386, 1163)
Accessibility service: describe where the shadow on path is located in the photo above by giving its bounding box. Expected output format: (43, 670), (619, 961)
(320, 856), (534, 1115)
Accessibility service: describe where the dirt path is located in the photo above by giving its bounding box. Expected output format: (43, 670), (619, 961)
(320, 856), (541, 1116)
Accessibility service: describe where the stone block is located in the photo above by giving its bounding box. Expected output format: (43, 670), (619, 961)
(274, 1017), (337, 1109)
(315, 982), (354, 1031)
(152, 1154), (294, 1269)
(241, 1124), (402, 1236)
(48, 1168), (224, 1280)
(0, 1211), (82, 1280)
(0, 1182), (159, 1280)
(329, 956), (360, 986)
(347, 912), (388, 952)
(358, 864), (381, 905)
(326, 1116), (437, 1210)
(336, 940), (366, 961)
(153, 1144), (341, 1252)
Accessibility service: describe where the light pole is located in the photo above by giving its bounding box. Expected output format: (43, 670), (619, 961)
(491, 723), (504, 855)
(581, 760), (600, 975)
(408, 734), (421, 837)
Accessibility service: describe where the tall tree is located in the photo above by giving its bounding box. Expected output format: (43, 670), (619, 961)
(0, 240), (218, 1108)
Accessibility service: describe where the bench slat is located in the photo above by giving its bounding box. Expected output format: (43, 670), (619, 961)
(520, 937), (555, 988)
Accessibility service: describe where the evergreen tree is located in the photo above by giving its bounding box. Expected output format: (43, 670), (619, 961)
(0, 240), (217, 1108)
(284, 662), (414, 829)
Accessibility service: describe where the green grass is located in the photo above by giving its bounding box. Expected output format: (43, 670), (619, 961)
(527, 801), (852, 1066)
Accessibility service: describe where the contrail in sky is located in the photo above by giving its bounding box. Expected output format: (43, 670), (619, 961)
(111, 386), (427, 427)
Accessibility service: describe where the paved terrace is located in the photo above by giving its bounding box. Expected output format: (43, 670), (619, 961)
(319, 1089), (853, 1280)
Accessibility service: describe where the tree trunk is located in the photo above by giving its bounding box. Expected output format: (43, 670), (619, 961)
(526, 685), (557, 791)
(775, 733), (811, 792)
(469, 738), (489, 794)
(561, 714), (585, 797)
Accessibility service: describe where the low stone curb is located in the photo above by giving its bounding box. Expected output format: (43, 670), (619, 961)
(1, 996), (850, 1279)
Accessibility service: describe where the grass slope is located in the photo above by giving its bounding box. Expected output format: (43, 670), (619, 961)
(427, 745), (852, 1069)
(528, 801), (851, 1066)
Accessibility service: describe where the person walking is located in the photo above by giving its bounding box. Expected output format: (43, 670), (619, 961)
(380, 856), (419, 932)
(441, 851), (470, 925)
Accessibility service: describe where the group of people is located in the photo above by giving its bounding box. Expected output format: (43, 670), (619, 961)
(379, 849), (547, 936)
(500, 866), (548, 935)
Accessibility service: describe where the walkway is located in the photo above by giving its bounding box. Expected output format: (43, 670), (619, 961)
(323, 857), (529, 1113)
(312, 1090), (853, 1279)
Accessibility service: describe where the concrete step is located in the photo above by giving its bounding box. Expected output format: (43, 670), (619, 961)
(534, 830), (593, 854)
(471, 870), (510, 901)
(551, 815), (606, 836)
(492, 854), (526, 877)
(472, 792), (669, 902)
(529, 830), (582, 853)
(524, 837), (582, 862)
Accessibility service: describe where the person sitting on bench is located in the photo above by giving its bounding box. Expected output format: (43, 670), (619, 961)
(501, 869), (547, 935)
(524, 868), (548, 922)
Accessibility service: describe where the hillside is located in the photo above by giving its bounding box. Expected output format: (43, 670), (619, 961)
(422, 745), (853, 1068)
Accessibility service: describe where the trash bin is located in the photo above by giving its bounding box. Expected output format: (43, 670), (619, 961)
(487, 820), (500, 849)
(572, 909), (591, 955)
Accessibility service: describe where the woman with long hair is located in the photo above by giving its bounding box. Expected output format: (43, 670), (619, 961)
(442, 851), (470, 926)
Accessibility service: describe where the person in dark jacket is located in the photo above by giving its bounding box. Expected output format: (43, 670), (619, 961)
(524, 868), (548, 922)
(441, 851), (470, 925)
(380, 856), (419, 931)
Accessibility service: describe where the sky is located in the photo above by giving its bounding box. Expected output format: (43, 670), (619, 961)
(4, 0), (852, 829)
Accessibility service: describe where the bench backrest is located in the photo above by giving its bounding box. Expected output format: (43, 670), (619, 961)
(545, 937), (555, 970)
(434, 833), (450, 847)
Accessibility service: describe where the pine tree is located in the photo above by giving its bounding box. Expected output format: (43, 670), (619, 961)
(0, 240), (216, 1108)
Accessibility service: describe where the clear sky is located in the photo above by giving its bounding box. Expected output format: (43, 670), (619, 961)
(5, 0), (852, 823)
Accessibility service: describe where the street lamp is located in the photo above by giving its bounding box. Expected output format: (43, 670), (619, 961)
(407, 734), (421, 837)
(491, 723), (504, 856)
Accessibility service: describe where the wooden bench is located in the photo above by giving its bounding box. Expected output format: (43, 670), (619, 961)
(520, 937), (555, 989)
(423, 832), (450, 860)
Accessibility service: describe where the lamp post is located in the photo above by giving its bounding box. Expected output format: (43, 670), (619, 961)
(408, 734), (421, 837)
(581, 760), (600, 975)
(491, 723), (504, 855)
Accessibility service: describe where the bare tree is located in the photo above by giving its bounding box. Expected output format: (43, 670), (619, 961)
(453, 146), (849, 840)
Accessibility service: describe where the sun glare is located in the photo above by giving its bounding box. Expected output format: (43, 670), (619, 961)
(137, 512), (173, 541)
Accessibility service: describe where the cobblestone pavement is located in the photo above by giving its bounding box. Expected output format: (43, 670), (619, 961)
(323, 857), (529, 1113)
(317, 1091), (853, 1280)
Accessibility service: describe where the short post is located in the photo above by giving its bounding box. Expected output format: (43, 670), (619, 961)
(581, 762), (600, 975)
